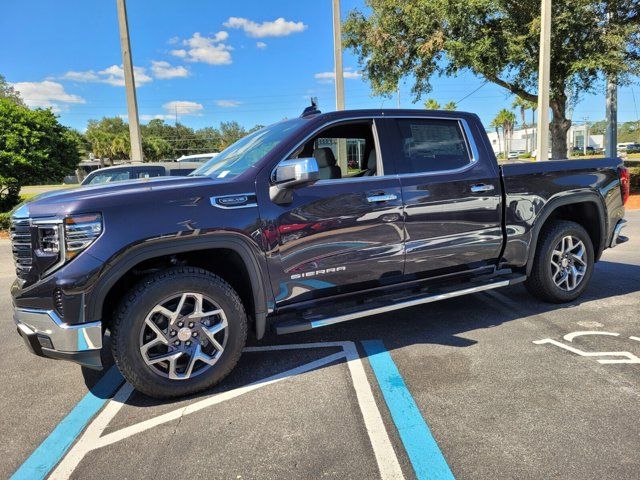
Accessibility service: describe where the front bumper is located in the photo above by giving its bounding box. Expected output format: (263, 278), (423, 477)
(14, 308), (103, 369)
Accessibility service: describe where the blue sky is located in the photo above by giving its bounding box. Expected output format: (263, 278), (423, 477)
(2, 0), (639, 131)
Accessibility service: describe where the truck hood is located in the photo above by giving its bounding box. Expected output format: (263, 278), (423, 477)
(16, 175), (228, 219)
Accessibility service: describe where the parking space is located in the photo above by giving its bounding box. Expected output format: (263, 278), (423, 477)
(2, 211), (639, 480)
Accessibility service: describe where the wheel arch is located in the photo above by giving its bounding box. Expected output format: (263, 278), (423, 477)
(87, 233), (271, 339)
(525, 192), (607, 276)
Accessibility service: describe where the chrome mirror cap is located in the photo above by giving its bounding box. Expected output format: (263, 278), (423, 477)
(270, 157), (320, 204)
(272, 157), (319, 185)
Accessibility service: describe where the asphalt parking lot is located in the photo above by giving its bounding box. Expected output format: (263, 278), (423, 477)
(2, 211), (639, 480)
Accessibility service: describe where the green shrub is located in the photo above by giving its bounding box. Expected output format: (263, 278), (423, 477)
(0, 211), (11, 230)
(629, 167), (640, 194)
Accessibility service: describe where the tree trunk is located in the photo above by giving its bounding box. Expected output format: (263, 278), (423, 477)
(550, 99), (571, 159)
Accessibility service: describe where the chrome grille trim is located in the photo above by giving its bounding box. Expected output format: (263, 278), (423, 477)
(10, 218), (33, 277)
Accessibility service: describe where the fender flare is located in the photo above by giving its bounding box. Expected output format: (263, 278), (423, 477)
(86, 232), (271, 339)
(525, 192), (607, 276)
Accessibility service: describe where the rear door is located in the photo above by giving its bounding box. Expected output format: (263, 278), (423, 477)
(258, 118), (405, 306)
(384, 116), (503, 277)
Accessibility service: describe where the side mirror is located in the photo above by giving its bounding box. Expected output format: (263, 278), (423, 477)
(270, 157), (319, 204)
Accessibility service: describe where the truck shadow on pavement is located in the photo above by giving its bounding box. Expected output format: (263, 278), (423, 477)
(80, 260), (640, 404)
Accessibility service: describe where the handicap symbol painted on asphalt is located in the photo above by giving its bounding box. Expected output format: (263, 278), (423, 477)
(533, 331), (640, 364)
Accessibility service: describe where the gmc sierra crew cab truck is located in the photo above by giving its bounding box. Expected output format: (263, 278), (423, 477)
(11, 106), (630, 398)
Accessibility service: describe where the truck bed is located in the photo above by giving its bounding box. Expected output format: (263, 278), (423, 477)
(499, 158), (626, 269)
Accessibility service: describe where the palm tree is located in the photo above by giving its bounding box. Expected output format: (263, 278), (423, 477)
(512, 97), (537, 152)
(490, 117), (502, 156)
(424, 98), (441, 110)
(493, 109), (516, 156)
(444, 101), (457, 111)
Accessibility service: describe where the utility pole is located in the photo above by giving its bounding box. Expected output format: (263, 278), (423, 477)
(332, 0), (348, 171)
(605, 77), (617, 157)
(535, 0), (552, 161)
(116, 0), (143, 162)
(583, 117), (590, 155)
(332, 0), (345, 111)
(397, 87), (401, 108)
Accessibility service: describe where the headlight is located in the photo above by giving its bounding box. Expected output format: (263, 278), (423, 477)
(64, 213), (103, 260)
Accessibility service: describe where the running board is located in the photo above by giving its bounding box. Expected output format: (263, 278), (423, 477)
(274, 273), (526, 335)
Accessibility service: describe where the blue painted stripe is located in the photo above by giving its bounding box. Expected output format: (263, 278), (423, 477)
(362, 340), (455, 480)
(11, 366), (124, 480)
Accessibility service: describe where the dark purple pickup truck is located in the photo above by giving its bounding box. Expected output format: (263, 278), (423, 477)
(11, 106), (630, 398)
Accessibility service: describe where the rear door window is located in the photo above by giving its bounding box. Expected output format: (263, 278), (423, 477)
(392, 119), (472, 174)
(135, 166), (164, 179)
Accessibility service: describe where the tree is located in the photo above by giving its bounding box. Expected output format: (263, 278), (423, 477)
(344, 0), (640, 159)
(0, 74), (24, 107)
(512, 97), (536, 152)
(219, 121), (248, 150)
(444, 101), (457, 111)
(424, 98), (440, 110)
(493, 109), (516, 156)
(0, 99), (80, 210)
(489, 117), (502, 157)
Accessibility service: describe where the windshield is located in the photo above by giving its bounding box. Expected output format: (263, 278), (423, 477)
(191, 118), (306, 179)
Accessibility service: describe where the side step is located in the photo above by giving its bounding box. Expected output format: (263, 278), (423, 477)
(274, 272), (526, 335)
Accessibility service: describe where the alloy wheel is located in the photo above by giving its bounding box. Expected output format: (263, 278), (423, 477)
(550, 235), (587, 292)
(139, 292), (228, 380)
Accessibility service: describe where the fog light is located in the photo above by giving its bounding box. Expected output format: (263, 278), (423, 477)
(37, 334), (54, 349)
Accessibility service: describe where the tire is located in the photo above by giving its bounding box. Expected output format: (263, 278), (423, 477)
(525, 220), (594, 303)
(111, 266), (247, 399)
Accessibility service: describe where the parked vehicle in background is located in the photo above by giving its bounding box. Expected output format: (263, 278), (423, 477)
(573, 146), (596, 154)
(10, 106), (629, 399)
(617, 142), (640, 154)
(176, 153), (219, 163)
(624, 144), (640, 154)
(508, 150), (526, 159)
(531, 149), (552, 159)
(81, 162), (202, 186)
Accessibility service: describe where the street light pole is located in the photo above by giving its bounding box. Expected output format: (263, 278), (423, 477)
(535, 0), (552, 161)
(116, 0), (143, 162)
(332, 0), (345, 111)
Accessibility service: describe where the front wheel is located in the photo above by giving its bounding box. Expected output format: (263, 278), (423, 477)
(525, 220), (594, 303)
(111, 267), (247, 399)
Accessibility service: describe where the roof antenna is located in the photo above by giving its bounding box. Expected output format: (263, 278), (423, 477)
(301, 97), (321, 117)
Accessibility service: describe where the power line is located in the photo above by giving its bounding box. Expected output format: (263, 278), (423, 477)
(455, 80), (489, 105)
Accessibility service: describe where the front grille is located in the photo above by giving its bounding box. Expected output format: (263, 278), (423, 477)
(10, 218), (33, 278)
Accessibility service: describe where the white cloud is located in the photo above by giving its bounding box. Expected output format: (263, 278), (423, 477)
(61, 65), (153, 87)
(171, 32), (232, 65)
(215, 99), (242, 108)
(256, 41), (267, 49)
(224, 17), (307, 38)
(167, 36), (180, 45)
(61, 70), (100, 82)
(99, 65), (153, 86)
(314, 69), (362, 83)
(151, 61), (189, 79)
(11, 80), (85, 112)
(120, 113), (174, 122)
(162, 100), (204, 116)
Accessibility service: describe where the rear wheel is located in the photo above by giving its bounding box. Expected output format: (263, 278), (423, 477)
(111, 267), (247, 399)
(525, 220), (594, 303)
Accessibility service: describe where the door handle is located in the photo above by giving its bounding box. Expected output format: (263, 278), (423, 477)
(367, 193), (398, 203)
(470, 184), (495, 193)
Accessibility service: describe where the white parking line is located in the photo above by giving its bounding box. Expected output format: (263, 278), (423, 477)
(49, 341), (404, 480)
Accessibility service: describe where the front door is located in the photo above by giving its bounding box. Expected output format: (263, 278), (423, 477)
(384, 116), (503, 278)
(258, 119), (405, 306)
